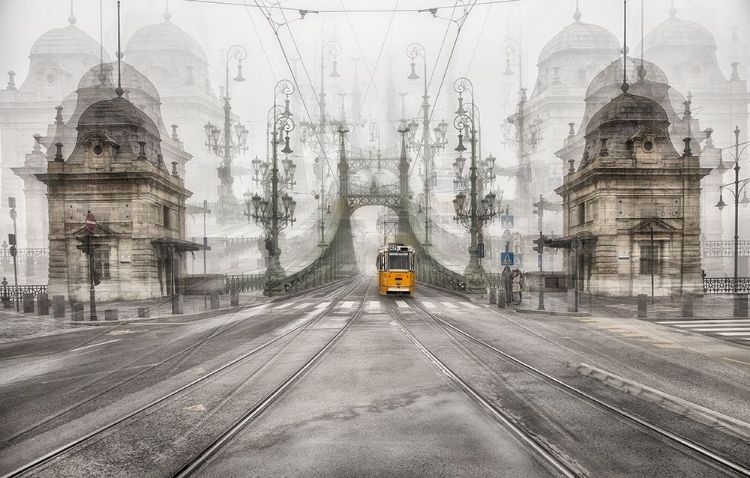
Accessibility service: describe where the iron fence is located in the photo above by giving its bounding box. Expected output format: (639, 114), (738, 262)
(224, 274), (265, 293)
(703, 241), (750, 257)
(703, 277), (750, 294)
(0, 285), (48, 301)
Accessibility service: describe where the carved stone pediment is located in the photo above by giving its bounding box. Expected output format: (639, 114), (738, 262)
(630, 217), (677, 234)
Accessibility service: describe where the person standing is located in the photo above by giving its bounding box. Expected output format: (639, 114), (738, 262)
(511, 270), (521, 304)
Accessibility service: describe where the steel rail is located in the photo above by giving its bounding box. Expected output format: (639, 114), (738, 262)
(387, 302), (579, 478)
(411, 300), (750, 477)
(2, 277), (366, 478)
(171, 278), (372, 477)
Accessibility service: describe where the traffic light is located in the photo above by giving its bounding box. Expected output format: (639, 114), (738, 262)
(532, 233), (547, 254)
(532, 201), (541, 217)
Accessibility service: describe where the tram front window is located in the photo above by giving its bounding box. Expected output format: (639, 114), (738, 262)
(388, 252), (409, 270)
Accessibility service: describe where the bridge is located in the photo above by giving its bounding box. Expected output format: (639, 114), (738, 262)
(227, 134), (480, 297)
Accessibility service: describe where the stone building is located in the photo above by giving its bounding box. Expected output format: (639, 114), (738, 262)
(125, 9), (228, 205)
(36, 88), (197, 303)
(505, 6), (621, 235)
(0, 14), (109, 249)
(553, 87), (710, 297)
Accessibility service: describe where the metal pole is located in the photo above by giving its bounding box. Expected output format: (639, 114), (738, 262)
(734, 126), (740, 294)
(88, 232), (97, 320)
(422, 54), (431, 246)
(537, 230), (544, 311)
(11, 215), (18, 312)
(203, 199), (208, 309)
(650, 226), (655, 303)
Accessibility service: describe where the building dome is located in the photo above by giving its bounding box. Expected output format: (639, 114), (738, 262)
(78, 62), (161, 102)
(586, 92), (669, 136)
(538, 13), (620, 65)
(637, 9), (716, 53)
(77, 96), (164, 168)
(585, 57), (669, 99)
(126, 18), (208, 65)
(30, 24), (110, 61)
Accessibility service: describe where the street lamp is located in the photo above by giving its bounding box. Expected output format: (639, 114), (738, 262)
(204, 44), (248, 221)
(406, 42), (441, 246)
(714, 126), (750, 294)
(452, 87), (498, 290)
(247, 81), (298, 296)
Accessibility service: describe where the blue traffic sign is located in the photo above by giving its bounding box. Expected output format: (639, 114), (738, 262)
(500, 252), (515, 266)
(500, 215), (514, 229)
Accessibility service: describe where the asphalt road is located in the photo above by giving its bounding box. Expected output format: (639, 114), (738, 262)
(1, 277), (749, 477)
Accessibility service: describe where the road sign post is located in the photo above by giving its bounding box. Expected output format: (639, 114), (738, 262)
(8, 198), (19, 312)
(85, 212), (98, 320)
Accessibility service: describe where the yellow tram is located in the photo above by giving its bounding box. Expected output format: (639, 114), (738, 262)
(376, 243), (416, 295)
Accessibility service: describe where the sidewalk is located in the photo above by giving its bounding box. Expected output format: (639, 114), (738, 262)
(496, 291), (742, 320)
(0, 292), (267, 344)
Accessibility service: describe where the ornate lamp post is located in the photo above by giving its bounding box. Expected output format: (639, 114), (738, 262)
(407, 43), (449, 246)
(204, 45), (248, 221)
(247, 81), (298, 296)
(453, 92), (498, 290)
(714, 126), (750, 294)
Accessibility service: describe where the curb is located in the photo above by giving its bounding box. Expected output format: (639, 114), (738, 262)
(515, 308), (590, 317)
(65, 305), (253, 326)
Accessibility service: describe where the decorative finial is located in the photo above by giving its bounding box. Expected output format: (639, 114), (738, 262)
(568, 122), (576, 137)
(68, 0), (76, 25)
(171, 161), (179, 177)
(55, 106), (64, 125)
(704, 128), (714, 149)
(573, 0), (581, 21)
(669, 0), (676, 17)
(164, 0), (172, 21)
(54, 142), (64, 162)
(171, 124), (179, 140)
(137, 141), (147, 160)
(636, 64), (647, 81)
(730, 62), (740, 81)
(6, 71), (16, 91)
(683, 138), (692, 157)
(32, 134), (43, 154)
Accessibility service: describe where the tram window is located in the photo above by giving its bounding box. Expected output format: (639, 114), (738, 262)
(388, 252), (409, 270)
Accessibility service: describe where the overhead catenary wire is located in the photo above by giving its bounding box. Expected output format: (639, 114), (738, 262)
(339, 0), (400, 129)
(183, 0), (520, 13)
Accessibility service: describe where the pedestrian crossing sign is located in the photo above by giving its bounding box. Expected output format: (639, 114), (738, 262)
(500, 252), (514, 266)
(500, 215), (514, 229)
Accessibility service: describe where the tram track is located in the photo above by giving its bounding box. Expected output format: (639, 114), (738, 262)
(398, 297), (750, 477)
(1, 277), (368, 478)
(169, 278), (372, 477)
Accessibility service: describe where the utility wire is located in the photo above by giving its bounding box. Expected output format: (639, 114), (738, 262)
(339, 0), (400, 130)
(242, 1), (278, 83)
(183, 0), (520, 12)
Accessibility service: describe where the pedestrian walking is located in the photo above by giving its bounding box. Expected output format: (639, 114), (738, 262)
(511, 270), (521, 304)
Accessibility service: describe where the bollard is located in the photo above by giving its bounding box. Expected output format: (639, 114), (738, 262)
(734, 295), (749, 318)
(680, 293), (693, 318)
(230, 291), (239, 306)
(210, 289), (220, 309)
(38, 293), (49, 315)
(567, 289), (578, 312)
(489, 287), (497, 305)
(137, 307), (150, 318)
(2, 298), (10, 309)
(497, 289), (506, 309)
(73, 303), (84, 321)
(53, 295), (65, 318)
(104, 309), (118, 321)
(23, 294), (34, 313)
(637, 294), (648, 318)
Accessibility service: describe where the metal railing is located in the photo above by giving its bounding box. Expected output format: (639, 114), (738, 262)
(703, 277), (750, 294)
(703, 241), (750, 257)
(1, 285), (48, 301)
(224, 274), (265, 293)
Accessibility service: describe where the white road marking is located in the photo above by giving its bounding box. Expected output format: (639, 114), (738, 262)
(672, 322), (750, 328)
(273, 303), (293, 310)
(441, 302), (459, 309)
(658, 319), (750, 325)
(368, 301), (381, 309)
(70, 339), (120, 352)
(462, 302), (479, 309)
(315, 302), (331, 309)
(421, 301), (436, 309)
(718, 332), (750, 336)
(294, 302), (312, 309)
(341, 301), (355, 309)
(694, 328), (750, 333)
(396, 301), (410, 309)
